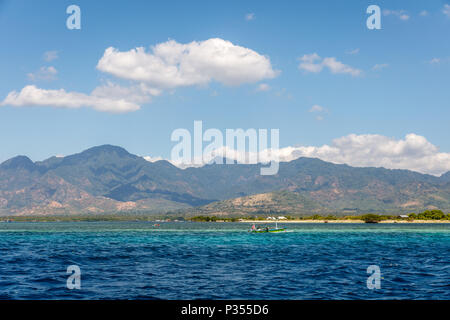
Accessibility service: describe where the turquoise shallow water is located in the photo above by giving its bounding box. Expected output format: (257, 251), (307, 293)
(0, 222), (449, 299)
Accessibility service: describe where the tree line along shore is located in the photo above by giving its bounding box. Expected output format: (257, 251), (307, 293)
(1, 210), (449, 223)
(190, 210), (450, 223)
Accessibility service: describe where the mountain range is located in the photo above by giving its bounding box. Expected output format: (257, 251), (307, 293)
(1, 145), (449, 216)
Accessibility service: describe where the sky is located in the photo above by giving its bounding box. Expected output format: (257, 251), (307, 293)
(0, 0), (449, 175)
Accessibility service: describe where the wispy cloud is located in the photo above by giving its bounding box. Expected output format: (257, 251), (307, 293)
(245, 13), (255, 21)
(372, 63), (389, 71)
(298, 53), (362, 77)
(419, 10), (429, 17)
(256, 83), (270, 92)
(346, 48), (360, 55)
(298, 53), (322, 73)
(428, 58), (441, 64)
(43, 50), (59, 62)
(383, 9), (410, 21)
(443, 4), (450, 18)
(427, 57), (450, 65)
(27, 66), (58, 81)
(309, 104), (325, 113)
(309, 104), (328, 121)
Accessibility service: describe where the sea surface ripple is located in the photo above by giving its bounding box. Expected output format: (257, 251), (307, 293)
(0, 222), (449, 299)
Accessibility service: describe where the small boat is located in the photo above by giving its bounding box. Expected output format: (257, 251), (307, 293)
(249, 222), (286, 233)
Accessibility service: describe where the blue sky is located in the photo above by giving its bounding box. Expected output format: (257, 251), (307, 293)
(0, 0), (449, 175)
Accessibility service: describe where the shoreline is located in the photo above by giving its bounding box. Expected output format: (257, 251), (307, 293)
(237, 219), (450, 224)
(1, 217), (449, 224)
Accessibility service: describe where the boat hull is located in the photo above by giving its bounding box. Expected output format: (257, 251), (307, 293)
(250, 228), (286, 233)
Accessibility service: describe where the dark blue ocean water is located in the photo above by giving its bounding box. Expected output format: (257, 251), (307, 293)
(0, 222), (449, 300)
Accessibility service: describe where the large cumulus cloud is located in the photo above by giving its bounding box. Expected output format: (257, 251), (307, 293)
(148, 133), (450, 176)
(97, 38), (279, 88)
(2, 38), (278, 113)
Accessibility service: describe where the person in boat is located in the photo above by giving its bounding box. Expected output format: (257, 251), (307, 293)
(265, 227), (269, 232)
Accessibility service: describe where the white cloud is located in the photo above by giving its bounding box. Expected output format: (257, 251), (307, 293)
(277, 134), (450, 176)
(245, 13), (255, 21)
(309, 104), (325, 112)
(298, 133), (450, 175)
(143, 155), (164, 163)
(91, 81), (161, 104)
(428, 58), (441, 64)
(298, 53), (361, 76)
(372, 63), (389, 71)
(322, 57), (362, 76)
(428, 57), (450, 65)
(419, 10), (429, 16)
(443, 4), (450, 17)
(7, 38), (277, 113)
(309, 104), (328, 121)
(399, 14), (410, 20)
(0, 85), (141, 113)
(43, 50), (59, 62)
(346, 48), (360, 55)
(27, 66), (58, 81)
(298, 53), (322, 73)
(256, 83), (270, 91)
(97, 38), (279, 88)
(383, 9), (410, 21)
(159, 133), (450, 176)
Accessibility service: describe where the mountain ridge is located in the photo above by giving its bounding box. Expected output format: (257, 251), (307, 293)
(1, 145), (449, 215)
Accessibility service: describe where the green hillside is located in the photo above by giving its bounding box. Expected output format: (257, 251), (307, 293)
(1, 145), (449, 215)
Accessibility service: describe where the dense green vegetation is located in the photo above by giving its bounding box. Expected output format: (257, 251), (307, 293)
(190, 210), (450, 223)
(190, 216), (239, 222)
(2, 210), (449, 223)
(1, 209), (449, 223)
(407, 210), (448, 220)
(360, 214), (384, 223)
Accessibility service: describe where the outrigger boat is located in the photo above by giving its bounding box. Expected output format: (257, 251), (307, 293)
(249, 222), (286, 233)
